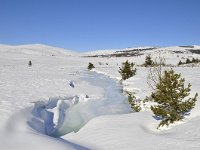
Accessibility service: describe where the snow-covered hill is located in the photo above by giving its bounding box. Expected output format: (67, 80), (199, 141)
(1, 44), (200, 150)
(0, 44), (76, 56)
(82, 47), (156, 56)
(82, 45), (200, 57)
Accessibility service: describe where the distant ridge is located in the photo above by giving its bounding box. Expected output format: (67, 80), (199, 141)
(0, 44), (77, 56)
(82, 45), (200, 57)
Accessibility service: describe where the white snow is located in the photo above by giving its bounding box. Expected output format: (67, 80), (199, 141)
(29, 72), (132, 137)
(0, 44), (77, 56)
(0, 44), (200, 150)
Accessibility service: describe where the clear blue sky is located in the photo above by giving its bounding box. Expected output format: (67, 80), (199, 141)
(0, 0), (200, 51)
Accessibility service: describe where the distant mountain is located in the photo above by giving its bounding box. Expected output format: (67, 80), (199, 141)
(0, 44), (77, 56)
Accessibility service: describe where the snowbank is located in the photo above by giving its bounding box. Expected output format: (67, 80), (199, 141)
(30, 95), (89, 136)
(29, 72), (132, 137)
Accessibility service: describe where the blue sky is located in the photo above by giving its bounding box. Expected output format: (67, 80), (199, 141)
(0, 0), (199, 51)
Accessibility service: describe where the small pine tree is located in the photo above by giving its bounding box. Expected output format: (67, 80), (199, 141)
(28, 61), (32, 67)
(151, 69), (198, 128)
(87, 62), (95, 70)
(144, 54), (153, 67)
(178, 60), (182, 66)
(192, 58), (199, 63)
(186, 58), (191, 64)
(127, 92), (141, 112)
(119, 60), (136, 80)
(192, 58), (196, 63)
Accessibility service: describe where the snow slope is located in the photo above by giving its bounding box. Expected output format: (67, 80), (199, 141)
(1, 44), (200, 150)
(0, 44), (76, 56)
(82, 46), (156, 56)
(0, 46), (94, 149)
(68, 111), (200, 150)
(1, 108), (90, 150)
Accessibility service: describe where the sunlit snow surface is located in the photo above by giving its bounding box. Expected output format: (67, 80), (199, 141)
(1, 44), (200, 150)
(30, 71), (132, 136)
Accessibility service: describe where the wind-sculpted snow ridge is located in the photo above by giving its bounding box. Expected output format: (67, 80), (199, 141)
(29, 95), (89, 137)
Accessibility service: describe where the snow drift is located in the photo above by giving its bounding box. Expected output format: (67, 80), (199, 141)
(30, 72), (132, 137)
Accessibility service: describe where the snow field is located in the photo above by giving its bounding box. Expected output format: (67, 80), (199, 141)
(1, 44), (200, 149)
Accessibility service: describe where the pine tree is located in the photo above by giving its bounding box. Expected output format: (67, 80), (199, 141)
(87, 62), (95, 70)
(178, 60), (183, 66)
(127, 92), (141, 112)
(186, 58), (191, 64)
(144, 54), (153, 67)
(28, 60), (32, 67)
(192, 58), (196, 63)
(119, 60), (136, 80)
(151, 69), (198, 128)
(192, 58), (199, 63)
